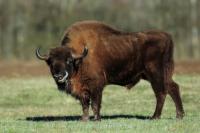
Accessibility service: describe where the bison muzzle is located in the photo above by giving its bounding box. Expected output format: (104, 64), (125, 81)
(36, 20), (184, 121)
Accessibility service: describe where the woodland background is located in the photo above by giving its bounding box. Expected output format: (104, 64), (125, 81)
(0, 0), (199, 60)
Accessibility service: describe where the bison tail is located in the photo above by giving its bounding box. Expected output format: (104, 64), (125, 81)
(163, 36), (174, 84)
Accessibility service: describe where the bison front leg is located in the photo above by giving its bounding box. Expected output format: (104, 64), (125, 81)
(91, 91), (102, 121)
(80, 92), (90, 121)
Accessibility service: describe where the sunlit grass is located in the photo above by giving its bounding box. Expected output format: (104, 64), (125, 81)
(0, 75), (199, 133)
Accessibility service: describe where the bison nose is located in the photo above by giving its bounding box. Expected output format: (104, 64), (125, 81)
(54, 73), (62, 78)
(58, 76), (63, 80)
(54, 71), (69, 83)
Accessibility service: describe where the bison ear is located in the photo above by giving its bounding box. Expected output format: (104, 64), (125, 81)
(46, 58), (51, 66)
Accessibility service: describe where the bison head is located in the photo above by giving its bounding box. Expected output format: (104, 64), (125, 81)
(36, 46), (88, 92)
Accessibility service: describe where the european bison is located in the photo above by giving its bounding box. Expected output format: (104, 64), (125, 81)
(36, 20), (184, 121)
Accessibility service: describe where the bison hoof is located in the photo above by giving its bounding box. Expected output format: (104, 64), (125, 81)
(150, 116), (161, 120)
(92, 116), (101, 121)
(81, 116), (89, 122)
(176, 112), (185, 119)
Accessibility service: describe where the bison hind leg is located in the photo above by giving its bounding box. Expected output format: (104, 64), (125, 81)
(167, 81), (185, 119)
(146, 63), (184, 119)
(150, 79), (167, 119)
(145, 62), (167, 119)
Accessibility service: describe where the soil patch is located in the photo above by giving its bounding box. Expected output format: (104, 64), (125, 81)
(0, 61), (199, 78)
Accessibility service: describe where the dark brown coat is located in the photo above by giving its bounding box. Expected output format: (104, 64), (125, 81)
(36, 20), (184, 121)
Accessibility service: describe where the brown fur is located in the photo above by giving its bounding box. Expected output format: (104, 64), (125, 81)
(41, 20), (185, 121)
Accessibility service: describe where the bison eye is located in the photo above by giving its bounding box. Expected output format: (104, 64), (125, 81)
(66, 60), (70, 65)
(66, 58), (73, 65)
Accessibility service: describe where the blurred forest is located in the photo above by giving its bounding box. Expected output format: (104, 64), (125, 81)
(0, 0), (199, 60)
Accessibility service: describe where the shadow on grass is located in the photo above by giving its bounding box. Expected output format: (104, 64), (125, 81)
(25, 114), (151, 122)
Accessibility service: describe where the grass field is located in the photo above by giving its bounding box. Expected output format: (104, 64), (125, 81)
(0, 75), (200, 133)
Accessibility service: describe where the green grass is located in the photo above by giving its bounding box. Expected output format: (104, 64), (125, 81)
(0, 75), (200, 133)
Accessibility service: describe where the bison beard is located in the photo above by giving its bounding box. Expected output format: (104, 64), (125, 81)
(56, 81), (71, 93)
(36, 20), (185, 121)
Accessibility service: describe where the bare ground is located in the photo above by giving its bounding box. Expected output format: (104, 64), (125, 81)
(0, 60), (200, 78)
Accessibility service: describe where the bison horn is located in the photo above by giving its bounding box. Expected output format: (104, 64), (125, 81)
(35, 47), (49, 60)
(72, 47), (88, 60)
